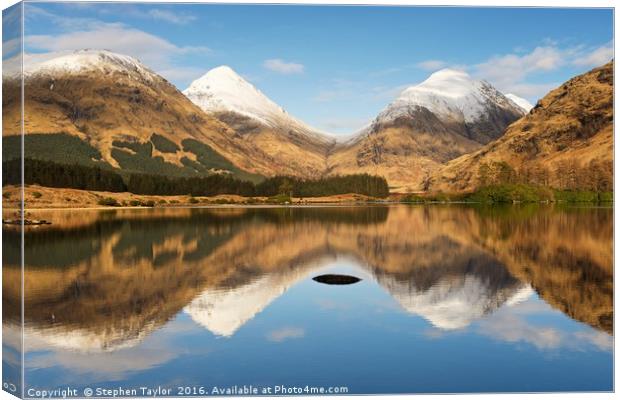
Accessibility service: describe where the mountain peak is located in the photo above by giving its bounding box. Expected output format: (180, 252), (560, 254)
(21, 49), (157, 81)
(205, 65), (240, 77)
(195, 65), (246, 86)
(402, 68), (481, 100)
(426, 67), (472, 81)
(184, 66), (334, 143)
(184, 65), (288, 126)
(377, 68), (523, 125)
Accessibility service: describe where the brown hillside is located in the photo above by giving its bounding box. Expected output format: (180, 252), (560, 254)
(2, 52), (328, 179)
(429, 61), (613, 192)
(327, 123), (482, 192)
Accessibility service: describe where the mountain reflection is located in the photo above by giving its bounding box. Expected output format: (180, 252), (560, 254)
(2, 205), (612, 352)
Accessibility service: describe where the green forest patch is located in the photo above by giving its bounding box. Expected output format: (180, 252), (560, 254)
(111, 139), (153, 157)
(151, 133), (180, 153)
(3, 133), (110, 168)
(180, 156), (210, 174)
(182, 138), (262, 183)
(111, 147), (193, 177)
(110, 137), (261, 181)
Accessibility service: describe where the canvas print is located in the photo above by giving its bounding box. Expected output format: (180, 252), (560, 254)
(1, 1), (614, 398)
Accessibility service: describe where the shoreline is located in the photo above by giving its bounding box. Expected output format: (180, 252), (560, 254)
(2, 184), (613, 212)
(5, 200), (613, 213)
(5, 203), (400, 212)
(3, 184), (392, 210)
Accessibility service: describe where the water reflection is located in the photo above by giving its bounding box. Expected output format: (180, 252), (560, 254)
(2, 205), (613, 391)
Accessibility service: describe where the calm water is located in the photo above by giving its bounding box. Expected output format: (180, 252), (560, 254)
(3, 205), (614, 396)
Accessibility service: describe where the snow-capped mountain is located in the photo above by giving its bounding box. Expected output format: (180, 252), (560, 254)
(182, 65), (336, 178)
(505, 93), (534, 113)
(328, 69), (525, 191)
(370, 68), (526, 140)
(6, 49), (538, 188)
(8, 49), (160, 83)
(2, 49), (268, 181)
(184, 66), (334, 146)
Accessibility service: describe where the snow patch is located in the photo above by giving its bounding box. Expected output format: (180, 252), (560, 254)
(505, 93), (534, 112)
(374, 68), (525, 127)
(6, 49), (159, 82)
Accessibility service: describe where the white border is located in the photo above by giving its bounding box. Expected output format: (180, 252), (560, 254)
(0, 2), (616, 400)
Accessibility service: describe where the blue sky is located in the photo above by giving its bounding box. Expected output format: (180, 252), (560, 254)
(18, 3), (614, 135)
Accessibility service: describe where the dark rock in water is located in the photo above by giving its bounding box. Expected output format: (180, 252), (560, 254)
(313, 274), (361, 285)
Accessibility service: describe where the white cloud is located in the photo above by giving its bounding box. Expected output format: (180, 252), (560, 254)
(314, 41), (608, 109)
(2, 37), (21, 59)
(25, 4), (109, 31)
(572, 44), (613, 67)
(574, 330), (613, 352)
(480, 313), (562, 350)
(26, 26), (209, 74)
(27, 346), (180, 382)
(416, 59), (447, 71)
(267, 327), (305, 342)
(313, 89), (347, 102)
(147, 9), (197, 25)
(313, 79), (363, 102)
(10, 319), (206, 383)
(263, 59), (304, 74)
(478, 301), (613, 352)
(474, 46), (565, 89)
(31, 4), (198, 26)
(22, 4), (209, 86)
(470, 44), (594, 101)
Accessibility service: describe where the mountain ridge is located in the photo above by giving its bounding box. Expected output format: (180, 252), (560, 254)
(6, 48), (606, 193)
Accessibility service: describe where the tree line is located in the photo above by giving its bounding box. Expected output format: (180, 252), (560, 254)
(3, 158), (126, 192)
(255, 175), (389, 198)
(477, 159), (612, 192)
(3, 158), (390, 198)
